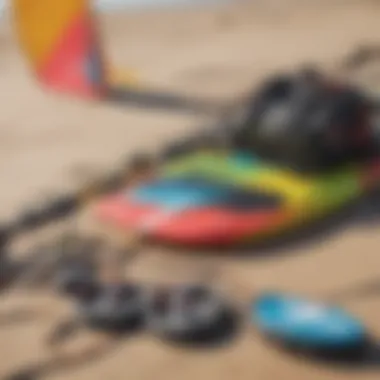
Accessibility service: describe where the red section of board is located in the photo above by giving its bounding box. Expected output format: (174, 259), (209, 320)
(38, 12), (105, 99)
(96, 195), (288, 246)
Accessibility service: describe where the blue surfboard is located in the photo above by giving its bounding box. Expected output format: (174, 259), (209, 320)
(251, 292), (366, 350)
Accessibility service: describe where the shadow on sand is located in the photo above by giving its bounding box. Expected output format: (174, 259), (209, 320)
(3, 313), (145, 380)
(107, 85), (226, 116)
(0, 234), (100, 294)
(0, 308), (43, 328)
(257, 333), (380, 371)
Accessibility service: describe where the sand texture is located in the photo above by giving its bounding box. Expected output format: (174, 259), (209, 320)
(0, 1), (380, 379)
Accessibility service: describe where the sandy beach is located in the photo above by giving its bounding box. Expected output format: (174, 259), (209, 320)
(1, 1), (380, 379)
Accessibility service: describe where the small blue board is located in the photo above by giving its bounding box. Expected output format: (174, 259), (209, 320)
(251, 292), (366, 350)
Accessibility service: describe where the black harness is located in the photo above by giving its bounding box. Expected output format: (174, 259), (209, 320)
(234, 72), (372, 172)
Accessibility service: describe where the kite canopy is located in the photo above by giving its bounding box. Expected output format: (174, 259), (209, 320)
(12, 0), (109, 98)
(10, 0), (217, 113)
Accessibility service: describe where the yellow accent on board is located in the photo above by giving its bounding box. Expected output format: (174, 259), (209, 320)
(251, 169), (313, 208)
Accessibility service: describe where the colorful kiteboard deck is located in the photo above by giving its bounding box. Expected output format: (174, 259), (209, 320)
(96, 149), (380, 246)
